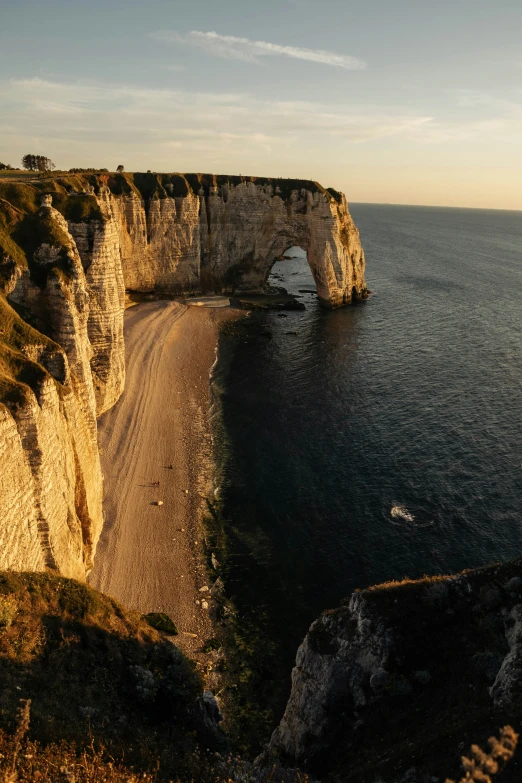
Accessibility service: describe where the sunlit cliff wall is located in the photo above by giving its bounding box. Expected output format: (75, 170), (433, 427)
(0, 172), (366, 579)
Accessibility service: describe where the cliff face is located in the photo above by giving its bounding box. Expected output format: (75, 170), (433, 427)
(112, 187), (202, 296)
(93, 174), (366, 309)
(1, 196), (104, 578)
(196, 181), (366, 308)
(67, 189), (126, 415)
(0, 172), (366, 580)
(267, 559), (522, 781)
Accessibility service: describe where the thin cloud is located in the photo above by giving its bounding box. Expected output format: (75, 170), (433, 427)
(151, 29), (366, 70)
(1, 77), (427, 146)
(3, 76), (515, 166)
(452, 89), (522, 117)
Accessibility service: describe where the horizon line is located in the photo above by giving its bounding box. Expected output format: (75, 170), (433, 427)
(350, 200), (522, 213)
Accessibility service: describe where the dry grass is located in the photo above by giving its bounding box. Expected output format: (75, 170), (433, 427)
(0, 572), (213, 781)
(0, 702), (516, 783)
(445, 725), (518, 783)
(364, 573), (453, 593)
(0, 699), (309, 783)
(0, 701), (160, 782)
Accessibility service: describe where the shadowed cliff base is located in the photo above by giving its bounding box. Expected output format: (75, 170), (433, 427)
(2, 569), (522, 782)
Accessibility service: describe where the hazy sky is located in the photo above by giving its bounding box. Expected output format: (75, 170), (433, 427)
(1, 0), (521, 208)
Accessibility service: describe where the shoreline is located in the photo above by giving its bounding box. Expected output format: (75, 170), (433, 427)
(88, 300), (242, 668)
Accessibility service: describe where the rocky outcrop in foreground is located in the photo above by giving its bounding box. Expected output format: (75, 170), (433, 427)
(266, 558), (522, 781)
(0, 172), (366, 579)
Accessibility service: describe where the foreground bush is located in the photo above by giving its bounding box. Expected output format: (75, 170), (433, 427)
(446, 725), (518, 783)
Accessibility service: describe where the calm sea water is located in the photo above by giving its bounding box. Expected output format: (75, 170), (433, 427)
(212, 203), (522, 681)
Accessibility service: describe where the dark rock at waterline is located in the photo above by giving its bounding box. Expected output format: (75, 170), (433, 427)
(230, 293), (305, 311)
(504, 576), (522, 595)
(228, 297), (247, 310)
(194, 690), (226, 752)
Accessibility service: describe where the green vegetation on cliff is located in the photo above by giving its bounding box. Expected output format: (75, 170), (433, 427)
(0, 296), (63, 407)
(0, 169), (341, 208)
(0, 198), (28, 270)
(0, 178), (103, 222)
(0, 178), (103, 287)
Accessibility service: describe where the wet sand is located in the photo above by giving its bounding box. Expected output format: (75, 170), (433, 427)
(89, 300), (239, 656)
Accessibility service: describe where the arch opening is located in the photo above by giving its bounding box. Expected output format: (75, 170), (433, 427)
(266, 246), (319, 306)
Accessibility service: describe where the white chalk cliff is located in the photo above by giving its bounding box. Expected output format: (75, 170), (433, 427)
(0, 173), (367, 579)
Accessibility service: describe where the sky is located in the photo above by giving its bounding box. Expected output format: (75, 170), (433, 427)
(1, 0), (522, 209)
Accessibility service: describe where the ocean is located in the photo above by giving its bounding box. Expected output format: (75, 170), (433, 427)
(211, 203), (522, 725)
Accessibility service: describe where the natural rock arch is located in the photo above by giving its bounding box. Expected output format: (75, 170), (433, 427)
(198, 180), (367, 308)
(63, 175), (366, 310)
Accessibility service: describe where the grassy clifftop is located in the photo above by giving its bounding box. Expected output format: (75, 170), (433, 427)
(0, 169), (340, 206)
(0, 571), (216, 781)
(0, 178), (103, 280)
